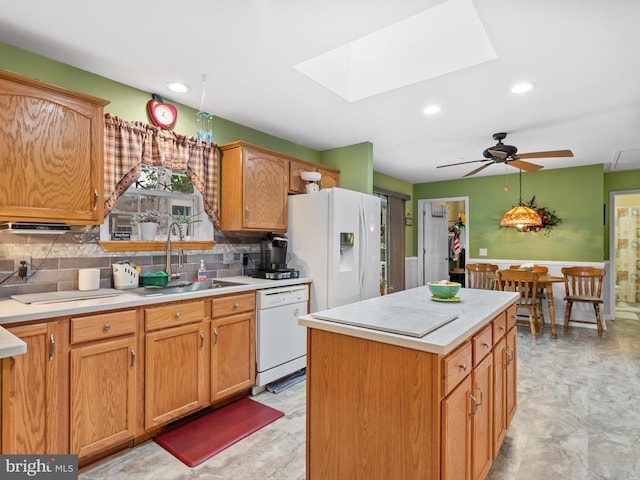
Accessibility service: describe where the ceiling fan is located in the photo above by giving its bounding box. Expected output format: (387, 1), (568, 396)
(437, 132), (574, 177)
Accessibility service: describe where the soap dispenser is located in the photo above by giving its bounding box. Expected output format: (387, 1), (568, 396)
(198, 260), (207, 281)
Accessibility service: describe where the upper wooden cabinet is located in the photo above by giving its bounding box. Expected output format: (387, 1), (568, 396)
(220, 141), (340, 231)
(0, 69), (109, 225)
(220, 142), (289, 232)
(289, 160), (340, 194)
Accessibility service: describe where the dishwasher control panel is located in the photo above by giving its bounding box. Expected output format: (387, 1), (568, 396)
(257, 284), (309, 309)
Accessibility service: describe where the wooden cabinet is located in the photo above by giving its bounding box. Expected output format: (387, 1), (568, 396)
(69, 310), (137, 460)
(3, 321), (65, 454)
(210, 292), (256, 401)
(442, 362), (472, 480)
(144, 301), (209, 430)
(0, 69), (109, 225)
(220, 142), (289, 232)
(289, 160), (340, 194)
(306, 300), (517, 480)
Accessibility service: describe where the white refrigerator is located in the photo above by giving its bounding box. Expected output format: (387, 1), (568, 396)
(287, 187), (381, 313)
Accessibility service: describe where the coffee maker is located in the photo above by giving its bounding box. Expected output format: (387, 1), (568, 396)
(255, 233), (299, 279)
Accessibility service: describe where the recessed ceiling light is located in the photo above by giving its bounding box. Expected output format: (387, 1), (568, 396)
(424, 105), (442, 115)
(166, 82), (191, 93)
(510, 82), (533, 94)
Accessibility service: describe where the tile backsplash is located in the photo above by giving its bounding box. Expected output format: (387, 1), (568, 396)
(0, 228), (263, 298)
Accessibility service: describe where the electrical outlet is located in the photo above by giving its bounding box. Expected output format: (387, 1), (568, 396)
(479, 248), (488, 257)
(223, 252), (234, 265)
(14, 256), (32, 279)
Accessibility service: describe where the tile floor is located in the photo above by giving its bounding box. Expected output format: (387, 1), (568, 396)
(80, 303), (640, 480)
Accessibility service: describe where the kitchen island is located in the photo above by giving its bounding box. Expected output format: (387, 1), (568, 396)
(299, 286), (519, 480)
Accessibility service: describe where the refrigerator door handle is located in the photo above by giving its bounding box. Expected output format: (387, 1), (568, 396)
(358, 200), (367, 298)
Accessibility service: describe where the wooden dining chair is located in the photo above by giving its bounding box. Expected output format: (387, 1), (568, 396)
(561, 266), (606, 336)
(497, 269), (541, 339)
(509, 265), (548, 329)
(466, 263), (499, 290)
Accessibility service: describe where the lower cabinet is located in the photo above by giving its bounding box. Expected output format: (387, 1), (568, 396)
(441, 309), (515, 480)
(145, 311), (209, 430)
(69, 310), (137, 460)
(3, 321), (64, 454)
(211, 292), (256, 402)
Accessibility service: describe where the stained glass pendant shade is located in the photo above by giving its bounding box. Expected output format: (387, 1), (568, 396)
(499, 170), (542, 229)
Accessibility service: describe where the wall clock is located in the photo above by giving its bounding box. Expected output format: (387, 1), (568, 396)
(147, 94), (177, 129)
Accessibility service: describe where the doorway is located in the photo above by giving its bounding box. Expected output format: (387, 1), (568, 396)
(375, 188), (410, 294)
(418, 196), (469, 286)
(609, 190), (640, 319)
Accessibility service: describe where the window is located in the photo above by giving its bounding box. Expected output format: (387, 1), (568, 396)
(100, 164), (213, 241)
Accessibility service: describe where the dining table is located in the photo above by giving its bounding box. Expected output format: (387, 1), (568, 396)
(489, 272), (565, 339)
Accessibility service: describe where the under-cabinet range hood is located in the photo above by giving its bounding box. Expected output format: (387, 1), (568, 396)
(0, 222), (71, 234)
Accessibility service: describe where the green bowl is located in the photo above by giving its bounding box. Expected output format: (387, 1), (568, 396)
(140, 272), (169, 287)
(427, 281), (461, 299)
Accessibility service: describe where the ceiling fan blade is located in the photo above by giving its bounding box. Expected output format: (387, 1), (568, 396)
(437, 159), (486, 168)
(514, 149), (573, 159)
(507, 159), (543, 172)
(487, 149), (508, 159)
(464, 162), (493, 177)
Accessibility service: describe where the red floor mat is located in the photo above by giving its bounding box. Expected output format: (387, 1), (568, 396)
(154, 397), (284, 467)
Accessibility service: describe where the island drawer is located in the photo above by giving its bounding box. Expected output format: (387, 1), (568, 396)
(144, 300), (205, 332)
(473, 322), (493, 366)
(506, 304), (517, 330)
(493, 312), (508, 343)
(211, 292), (255, 318)
(442, 341), (472, 395)
(71, 310), (137, 343)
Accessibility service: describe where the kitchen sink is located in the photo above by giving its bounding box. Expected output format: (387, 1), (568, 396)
(130, 279), (245, 296)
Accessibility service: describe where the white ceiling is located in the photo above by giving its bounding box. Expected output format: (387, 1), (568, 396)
(1, 0), (639, 183)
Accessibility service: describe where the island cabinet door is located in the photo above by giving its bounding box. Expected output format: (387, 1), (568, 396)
(505, 326), (518, 425)
(492, 336), (507, 457)
(471, 353), (493, 480)
(442, 374), (472, 480)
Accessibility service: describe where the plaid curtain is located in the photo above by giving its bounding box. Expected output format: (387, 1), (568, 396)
(103, 113), (220, 229)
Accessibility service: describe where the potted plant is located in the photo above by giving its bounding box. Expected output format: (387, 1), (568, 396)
(170, 211), (203, 239)
(131, 210), (164, 240)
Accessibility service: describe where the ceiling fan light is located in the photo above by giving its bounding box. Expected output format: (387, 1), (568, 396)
(510, 82), (533, 94)
(499, 205), (542, 229)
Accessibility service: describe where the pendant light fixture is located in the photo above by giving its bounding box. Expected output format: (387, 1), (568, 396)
(499, 169), (542, 229)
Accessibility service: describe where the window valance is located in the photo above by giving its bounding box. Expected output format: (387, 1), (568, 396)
(103, 113), (220, 229)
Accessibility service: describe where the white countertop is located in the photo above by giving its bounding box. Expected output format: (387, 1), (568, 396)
(299, 286), (518, 355)
(0, 276), (310, 359)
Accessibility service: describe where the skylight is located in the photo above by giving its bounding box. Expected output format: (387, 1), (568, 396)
(294, 0), (497, 102)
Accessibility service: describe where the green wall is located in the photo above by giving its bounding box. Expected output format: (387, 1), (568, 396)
(413, 164), (606, 262)
(320, 142), (373, 194)
(0, 42), (379, 187)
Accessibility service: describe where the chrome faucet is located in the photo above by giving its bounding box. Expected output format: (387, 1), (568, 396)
(165, 222), (184, 279)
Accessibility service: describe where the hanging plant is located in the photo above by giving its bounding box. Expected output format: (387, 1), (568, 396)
(521, 196), (562, 235)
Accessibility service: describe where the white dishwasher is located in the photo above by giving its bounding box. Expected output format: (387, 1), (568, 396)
(254, 284), (309, 393)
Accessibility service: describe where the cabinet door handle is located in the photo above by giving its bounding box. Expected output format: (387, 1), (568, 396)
(103, 323), (111, 331)
(130, 347), (136, 368)
(506, 346), (514, 365)
(482, 342), (490, 349)
(245, 207), (249, 221)
(458, 363), (467, 372)
(475, 384), (484, 408)
(93, 188), (99, 211)
(199, 331), (205, 350)
(500, 326), (505, 332)
(234, 303), (240, 308)
(175, 312), (181, 319)
(49, 333), (55, 361)
(213, 327), (218, 346)
(469, 392), (478, 417)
